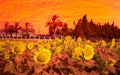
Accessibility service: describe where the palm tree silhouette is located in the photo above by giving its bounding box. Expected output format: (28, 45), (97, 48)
(14, 22), (22, 37)
(8, 25), (14, 37)
(3, 22), (9, 37)
(21, 22), (35, 38)
(46, 15), (63, 37)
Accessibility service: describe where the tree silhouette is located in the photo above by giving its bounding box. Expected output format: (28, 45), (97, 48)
(89, 19), (97, 37)
(72, 15), (120, 40)
(46, 15), (64, 37)
(7, 25), (15, 37)
(14, 22), (22, 37)
(25, 22), (30, 37)
(74, 19), (83, 38)
(0, 14), (119, 40)
(3, 22), (9, 37)
(21, 22), (35, 38)
(82, 15), (88, 38)
(61, 23), (69, 36)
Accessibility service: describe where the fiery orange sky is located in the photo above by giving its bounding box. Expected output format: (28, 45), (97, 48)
(0, 0), (120, 34)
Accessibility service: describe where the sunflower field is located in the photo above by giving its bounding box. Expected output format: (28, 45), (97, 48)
(0, 36), (120, 75)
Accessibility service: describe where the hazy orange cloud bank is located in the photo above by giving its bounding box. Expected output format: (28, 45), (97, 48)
(0, 0), (120, 34)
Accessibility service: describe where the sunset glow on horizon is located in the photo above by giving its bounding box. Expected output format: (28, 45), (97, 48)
(0, 0), (120, 34)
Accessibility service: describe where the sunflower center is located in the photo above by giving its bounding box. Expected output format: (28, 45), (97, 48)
(37, 52), (48, 62)
(28, 44), (33, 49)
(14, 47), (20, 53)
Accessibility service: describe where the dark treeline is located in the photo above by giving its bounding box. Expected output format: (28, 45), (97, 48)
(0, 15), (120, 40)
(46, 15), (120, 40)
(0, 22), (35, 38)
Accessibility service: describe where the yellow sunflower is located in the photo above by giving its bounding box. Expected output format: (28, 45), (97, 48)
(106, 58), (116, 67)
(72, 47), (84, 59)
(12, 43), (26, 55)
(85, 40), (91, 45)
(4, 53), (10, 60)
(8, 60), (13, 66)
(0, 41), (6, 47)
(0, 41), (6, 53)
(90, 42), (97, 48)
(44, 43), (51, 49)
(101, 40), (107, 47)
(9, 41), (16, 46)
(65, 36), (71, 40)
(51, 41), (56, 47)
(116, 42), (120, 49)
(27, 42), (34, 50)
(48, 38), (52, 42)
(76, 37), (82, 46)
(64, 36), (71, 44)
(0, 45), (4, 53)
(5, 39), (10, 44)
(55, 37), (62, 44)
(77, 37), (82, 43)
(53, 46), (62, 55)
(33, 48), (52, 65)
(37, 45), (44, 51)
(110, 38), (115, 49)
(83, 45), (95, 60)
